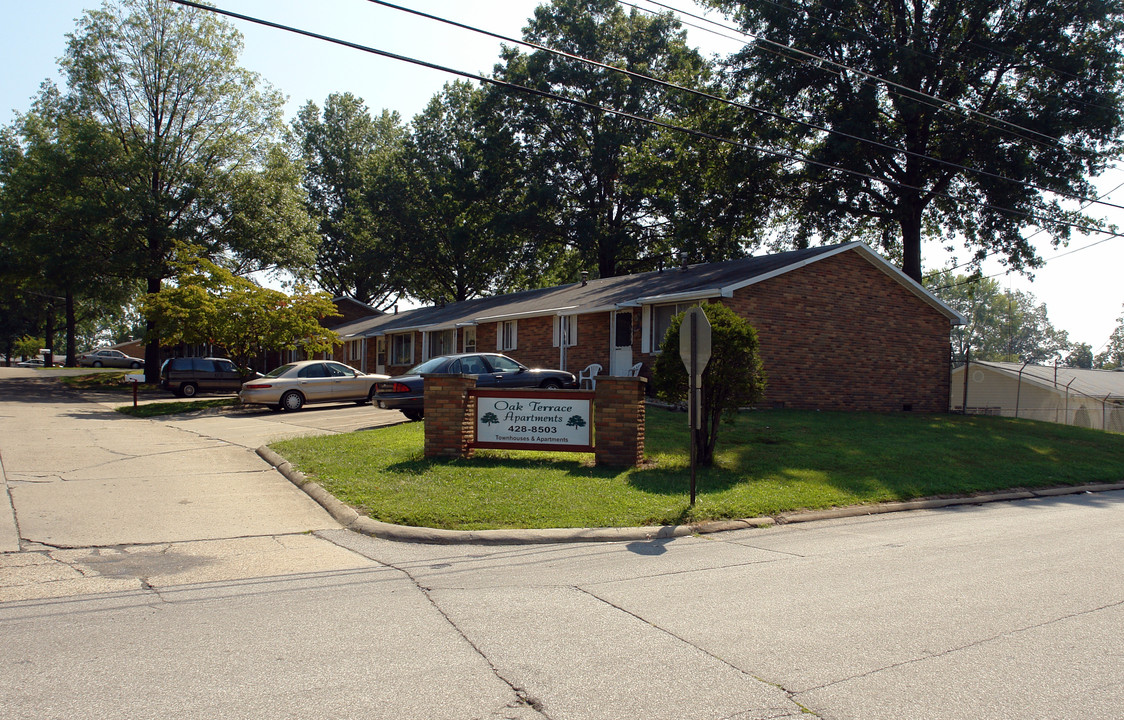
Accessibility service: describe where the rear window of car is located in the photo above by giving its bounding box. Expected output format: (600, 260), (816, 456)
(264, 364), (295, 378)
(406, 357), (449, 375)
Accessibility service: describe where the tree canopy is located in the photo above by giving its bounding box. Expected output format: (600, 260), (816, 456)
(0, 89), (137, 366)
(490, 0), (725, 279)
(393, 81), (541, 304)
(139, 247), (340, 372)
(292, 92), (407, 309)
(1096, 307), (1124, 369)
(927, 269), (1071, 363)
(706, 0), (1124, 282)
(63, 0), (317, 378)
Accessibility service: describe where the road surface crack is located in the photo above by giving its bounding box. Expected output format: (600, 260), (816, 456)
(575, 586), (819, 718)
(801, 598), (1124, 694)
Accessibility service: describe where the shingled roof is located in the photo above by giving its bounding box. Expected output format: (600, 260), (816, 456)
(332, 242), (964, 340)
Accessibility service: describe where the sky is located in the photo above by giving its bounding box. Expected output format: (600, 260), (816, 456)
(2, 0), (1122, 352)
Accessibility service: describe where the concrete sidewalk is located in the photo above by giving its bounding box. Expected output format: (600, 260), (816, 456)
(0, 369), (370, 601)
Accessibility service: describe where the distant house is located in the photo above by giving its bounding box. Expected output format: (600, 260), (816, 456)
(333, 242), (964, 412)
(951, 360), (1124, 431)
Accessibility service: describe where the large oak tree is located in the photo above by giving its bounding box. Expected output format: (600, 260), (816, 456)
(707, 0), (1124, 281)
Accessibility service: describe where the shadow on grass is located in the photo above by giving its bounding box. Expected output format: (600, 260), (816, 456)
(632, 407), (1124, 503)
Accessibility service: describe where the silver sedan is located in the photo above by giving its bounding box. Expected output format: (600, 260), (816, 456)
(239, 360), (388, 411)
(77, 348), (144, 368)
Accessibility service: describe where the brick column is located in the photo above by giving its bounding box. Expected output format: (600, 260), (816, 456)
(423, 374), (477, 459)
(594, 376), (647, 467)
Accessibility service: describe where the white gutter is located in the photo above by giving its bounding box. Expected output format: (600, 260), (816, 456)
(629, 289), (724, 305)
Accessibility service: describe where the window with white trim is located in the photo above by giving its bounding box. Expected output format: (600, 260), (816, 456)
(347, 339), (362, 362)
(390, 333), (414, 365)
(497, 320), (518, 351)
(429, 329), (456, 357)
(553, 315), (578, 347)
(462, 326), (477, 353)
(652, 302), (701, 352)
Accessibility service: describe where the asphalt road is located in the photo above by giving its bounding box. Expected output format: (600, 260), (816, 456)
(1, 368), (1121, 719)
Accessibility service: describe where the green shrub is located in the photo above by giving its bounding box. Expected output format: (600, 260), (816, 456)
(652, 304), (766, 465)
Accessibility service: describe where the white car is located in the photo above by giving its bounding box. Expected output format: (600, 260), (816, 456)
(239, 360), (389, 411)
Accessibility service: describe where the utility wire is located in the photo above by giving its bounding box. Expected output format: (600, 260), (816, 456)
(167, 0), (1124, 247)
(367, 0), (1124, 215)
(935, 176), (1124, 281)
(749, 0), (1119, 116)
(628, 0), (1100, 153)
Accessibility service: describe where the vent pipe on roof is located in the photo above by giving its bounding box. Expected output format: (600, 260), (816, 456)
(581, 271), (588, 286)
(393, 304), (398, 315)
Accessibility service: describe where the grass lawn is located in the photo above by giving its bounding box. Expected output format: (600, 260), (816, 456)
(269, 408), (1124, 531)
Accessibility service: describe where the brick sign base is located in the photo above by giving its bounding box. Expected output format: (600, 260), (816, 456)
(422, 374), (646, 467)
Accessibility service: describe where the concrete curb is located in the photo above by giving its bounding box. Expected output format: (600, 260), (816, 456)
(255, 446), (1124, 545)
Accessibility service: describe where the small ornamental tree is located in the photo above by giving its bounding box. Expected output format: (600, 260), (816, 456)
(14, 335), (45, 361)
(652, 303), (766, 466)
(140, 246), (340, 372)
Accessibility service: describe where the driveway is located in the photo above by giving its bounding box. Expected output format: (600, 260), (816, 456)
(0, 368), (404, 598)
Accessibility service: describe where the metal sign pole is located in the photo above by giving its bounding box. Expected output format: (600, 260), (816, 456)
(689, 313), (697, 505)
(678, 306), (711, 509)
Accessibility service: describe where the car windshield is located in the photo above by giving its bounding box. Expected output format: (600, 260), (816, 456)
(405, 357), (450, 375)
(264, 364), (296, 378)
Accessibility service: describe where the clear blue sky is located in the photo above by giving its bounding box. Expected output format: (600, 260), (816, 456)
(2, 0), (1121, 349)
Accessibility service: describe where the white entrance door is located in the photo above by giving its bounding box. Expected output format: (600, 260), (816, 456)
(375, 337), (386, 375)
(609, 310), (634, 376)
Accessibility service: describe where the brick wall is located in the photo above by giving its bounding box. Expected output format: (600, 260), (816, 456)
(594, 376), (646, 466)
(422, 375), (477, 459)
(423, 374), (646, 466)
(718, 252), (950, 412)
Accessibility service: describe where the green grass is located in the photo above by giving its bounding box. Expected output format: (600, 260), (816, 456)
(115, 397), (240, 417)
(269, 408), (1124, 531)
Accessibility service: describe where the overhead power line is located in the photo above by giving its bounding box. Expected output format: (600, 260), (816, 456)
(628, 0), (1099, 154)
(366, 0), (1124, 216)
(166, 0), (1124, 248)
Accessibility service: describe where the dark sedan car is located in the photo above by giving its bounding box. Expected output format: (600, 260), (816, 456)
(375, 352), (577, 421)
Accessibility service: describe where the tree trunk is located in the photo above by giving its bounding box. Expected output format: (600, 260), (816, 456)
(44, 304), (55, 366)
(65, 291), (77, 367)
(899, 197), (924, 283)
(144, 275), (162, 384)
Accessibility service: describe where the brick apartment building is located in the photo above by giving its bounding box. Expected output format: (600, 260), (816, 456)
(332, 242), (964, 413)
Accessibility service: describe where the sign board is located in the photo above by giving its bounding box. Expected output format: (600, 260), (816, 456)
(679, 307), (712, 384)
(124, 373), (146, 384)
(473, 389), (593, 452)
(679, 307), (712, 430)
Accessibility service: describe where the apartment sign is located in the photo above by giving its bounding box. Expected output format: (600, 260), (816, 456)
(472, 389), (593, 452)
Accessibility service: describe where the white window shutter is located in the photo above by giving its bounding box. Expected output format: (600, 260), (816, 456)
(641, 306), (651, 354)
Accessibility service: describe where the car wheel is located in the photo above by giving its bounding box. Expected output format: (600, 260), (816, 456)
(92, 361), (102, 368)
(130, 361), (141, 369)
(280, 390), (305, 412)
(181, 383), (198, 398)
(403, 409), (424, 422)
(541, 379), (562, 390)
